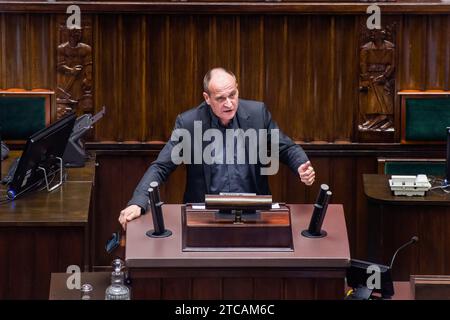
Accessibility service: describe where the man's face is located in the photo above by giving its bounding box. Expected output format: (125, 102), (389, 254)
(203, 72), (239, 126)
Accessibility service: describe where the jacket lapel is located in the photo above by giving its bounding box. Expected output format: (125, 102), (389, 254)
(198, 103), (212, 194)
(236, 102), (258, 190)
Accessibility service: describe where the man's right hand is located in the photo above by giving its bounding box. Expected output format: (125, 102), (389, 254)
(119, 205), (143, 231)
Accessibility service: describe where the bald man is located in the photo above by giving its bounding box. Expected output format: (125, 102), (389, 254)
(119, 68), (315, 230)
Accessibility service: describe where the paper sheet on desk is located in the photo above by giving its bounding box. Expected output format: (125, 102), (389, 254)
(192, 203), (280, 210)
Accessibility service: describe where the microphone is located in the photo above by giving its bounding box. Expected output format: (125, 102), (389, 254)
(150, 181), (161, 204)
(145, 181), (172, 238)
(389, 236), (419, 269)
(301, 184), (332, 238)
(315, 183), (329, 206)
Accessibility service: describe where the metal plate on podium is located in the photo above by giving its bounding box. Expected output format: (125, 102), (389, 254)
(181, 204), (293, 252)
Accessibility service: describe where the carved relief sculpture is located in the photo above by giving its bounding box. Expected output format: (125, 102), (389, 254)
(359, 27), (395, 131)
(57, 27), (93, 118)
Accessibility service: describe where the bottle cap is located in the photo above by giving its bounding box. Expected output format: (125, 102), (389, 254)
(80, 283), (93, 300)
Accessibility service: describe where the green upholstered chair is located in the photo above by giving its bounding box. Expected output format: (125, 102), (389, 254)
(400, 92), (450, 143)
(378, 158), (446, 177)
(392, 92), (450, 177)
(0, 90), (52, 142)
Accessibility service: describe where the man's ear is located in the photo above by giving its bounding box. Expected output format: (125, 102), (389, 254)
(203, 92), (210, 105)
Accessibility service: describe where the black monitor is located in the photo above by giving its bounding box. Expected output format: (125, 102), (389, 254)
(6, 112), (76, 200)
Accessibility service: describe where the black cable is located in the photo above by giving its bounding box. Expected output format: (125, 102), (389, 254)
(0, 165), (67, 204)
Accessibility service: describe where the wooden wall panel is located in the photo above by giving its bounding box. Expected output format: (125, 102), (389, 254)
(223, 277), (253, 299)
(192, 16), (214, 102)
(2, 14), (28, 89)
(214, 16), (240, 73)
(122, 15), (147, 142)
(287, 15), (309, 142)
(418, 207), (447, 276)
(284, 278), (315, 299)
(167, 15), (196, 133)
(94, 15), (124, 141)
(162, 278), (191, 299)
(426, 15), (450, 90)
(399, 15), (427, 90)
(0, 227), (84, 299)
(93, 155), (124, 266)
(0, 14), (55, 90)
(192, 278), (222, 299)
(333, 16), (359, 143)
(1, 13), (450, 143)
(264, 16), (289, 138)
(0, 231), (7, 299)
(310, 16), (334, 142)
(329, 157), (357, 254)
(34, 231), (59, 298)
(8, 228), (34, 299)
(354, 156), (378, 259)
(254, 278), (283, 299)
(28, 14), (55, 89)
(239, 16), (264, 101)
(147, 16), (171, 141)
(315, 278), (345, 299)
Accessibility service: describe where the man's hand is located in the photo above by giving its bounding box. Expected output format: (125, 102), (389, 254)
(118, 205), (142, 231)
(298, 161), (315, 186)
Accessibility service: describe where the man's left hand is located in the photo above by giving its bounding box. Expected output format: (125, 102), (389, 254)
(298, 161), (315, 186)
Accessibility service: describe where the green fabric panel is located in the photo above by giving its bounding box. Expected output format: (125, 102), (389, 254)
(384, 162), (446, 176)
(405, 98), (450, 141)
(0, 97), (46, 139)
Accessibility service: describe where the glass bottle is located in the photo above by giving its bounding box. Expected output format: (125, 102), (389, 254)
(80, 283), (93, 300)
(105, 259), (130, 300)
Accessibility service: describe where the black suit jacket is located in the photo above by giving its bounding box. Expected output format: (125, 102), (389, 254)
(128, 99), (308, 209)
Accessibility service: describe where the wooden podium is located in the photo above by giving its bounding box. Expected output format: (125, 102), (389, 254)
(182, 203), (292, 250)
(126, 204), (350, 300)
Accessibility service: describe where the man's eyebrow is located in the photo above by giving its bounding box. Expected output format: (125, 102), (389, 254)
(215, 90), (236, 100)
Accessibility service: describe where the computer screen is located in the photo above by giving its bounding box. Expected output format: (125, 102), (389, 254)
(6, 112), (76, 200)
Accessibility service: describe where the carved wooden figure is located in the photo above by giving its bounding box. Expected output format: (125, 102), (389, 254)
(57, 27), (93, 118)
(359, 28), (396, 132)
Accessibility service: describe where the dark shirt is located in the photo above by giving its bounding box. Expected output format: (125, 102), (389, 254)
(208, 107), (255, 194)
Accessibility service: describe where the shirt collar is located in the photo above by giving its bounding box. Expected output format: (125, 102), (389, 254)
(208, 106), (236, 129)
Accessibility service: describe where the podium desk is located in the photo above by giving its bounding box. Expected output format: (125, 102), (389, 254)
(363, 174), (450, 281)
(126, 204), (350, 300)
(0, 151), (95, 299)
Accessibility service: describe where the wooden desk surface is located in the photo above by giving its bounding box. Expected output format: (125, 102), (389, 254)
(0, 151), (95, 226)
(363, 174), (450, 205)
(126, 204), (350, 269)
